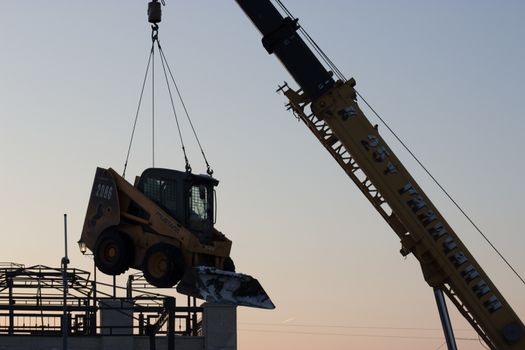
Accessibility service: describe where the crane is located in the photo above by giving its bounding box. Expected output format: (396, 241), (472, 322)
(233, 0), (524, 349)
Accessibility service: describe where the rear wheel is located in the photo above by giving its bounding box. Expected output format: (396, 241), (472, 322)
(94, 229), (132, 275)
(143, 243), (185, 288)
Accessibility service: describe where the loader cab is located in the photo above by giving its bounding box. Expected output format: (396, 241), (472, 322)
(137, 168), (218, 242)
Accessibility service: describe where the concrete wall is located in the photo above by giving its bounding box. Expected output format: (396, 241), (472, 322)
(99, 299), (133, 335)
(203, 303), (237, 350)
(0, 335), (205, 350)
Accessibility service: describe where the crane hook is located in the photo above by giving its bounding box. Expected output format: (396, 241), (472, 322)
(151, 24), (159, 42)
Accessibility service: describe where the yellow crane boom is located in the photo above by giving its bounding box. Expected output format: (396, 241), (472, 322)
(235, 0), (524, 348)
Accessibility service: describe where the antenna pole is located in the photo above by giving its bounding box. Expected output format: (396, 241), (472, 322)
(62, 213), (69, 350)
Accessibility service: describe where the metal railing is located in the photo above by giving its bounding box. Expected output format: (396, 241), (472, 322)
(0, 264), (202, 337)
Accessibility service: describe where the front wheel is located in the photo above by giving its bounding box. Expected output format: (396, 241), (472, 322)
(94, 229), (133, 275)
(142, 243), (185, 288)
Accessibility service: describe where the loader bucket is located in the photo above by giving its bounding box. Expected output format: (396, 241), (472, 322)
(176, 267), (275, 309)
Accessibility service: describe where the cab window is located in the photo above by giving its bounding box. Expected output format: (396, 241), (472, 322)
(189, 185), (209, 231)
(142, 176), (178, 217)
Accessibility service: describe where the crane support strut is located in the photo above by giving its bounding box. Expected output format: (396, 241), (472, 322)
(434, 287), (458, 350)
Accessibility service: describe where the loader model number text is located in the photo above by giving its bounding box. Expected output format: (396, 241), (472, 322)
(95, 183), (113, 200)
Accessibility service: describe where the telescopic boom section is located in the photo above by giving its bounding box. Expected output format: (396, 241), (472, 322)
(235, 1), (524, 349)
(235, 0), (334, 101)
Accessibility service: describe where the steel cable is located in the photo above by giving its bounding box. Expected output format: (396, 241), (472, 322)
(156, 40), (191, 173)
(355, 90), (525, 286)
(157, 42), (214, 175)
(123, 44), (154, 178)
(274, 0), (524, 288)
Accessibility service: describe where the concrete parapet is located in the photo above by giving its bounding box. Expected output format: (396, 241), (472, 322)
(0, 336), (205, 350)
(203, 303), (237, 350)
(99, 298), (133, 335)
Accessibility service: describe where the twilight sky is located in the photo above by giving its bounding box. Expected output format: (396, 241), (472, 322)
(0, 1), (524, 349)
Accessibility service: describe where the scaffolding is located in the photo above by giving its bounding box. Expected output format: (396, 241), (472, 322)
(0, 263), (202, 337)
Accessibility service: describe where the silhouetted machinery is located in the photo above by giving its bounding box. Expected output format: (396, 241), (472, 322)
(79, 167), (273, 309)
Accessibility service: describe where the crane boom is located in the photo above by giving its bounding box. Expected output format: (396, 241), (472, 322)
(235, 1), (524, 348)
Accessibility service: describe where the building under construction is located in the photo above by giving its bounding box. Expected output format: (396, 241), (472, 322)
(0, 263), (237, 350)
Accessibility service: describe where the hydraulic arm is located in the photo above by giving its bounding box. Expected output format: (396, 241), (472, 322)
(235, 1), (524, 348)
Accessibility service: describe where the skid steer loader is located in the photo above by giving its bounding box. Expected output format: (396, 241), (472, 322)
(79, 167), (274, 309)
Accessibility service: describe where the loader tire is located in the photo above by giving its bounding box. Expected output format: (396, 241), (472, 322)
(94, 229), (133, 276)
(143, 243), (185, 288)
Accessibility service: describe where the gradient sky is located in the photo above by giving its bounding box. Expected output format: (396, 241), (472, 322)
(1, 1), (524, 349)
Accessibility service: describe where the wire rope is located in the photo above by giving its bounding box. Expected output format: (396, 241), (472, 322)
(124, 21), (214, 176)
(240, 322), (474, 332)
(274, 0), (346, 82)
(239, 328), (479, 341)
(433, 342), (446, 350)
(355, 90), (525, 286)
(123, 44), (154, 178)
(152, 39), (156, 168)
(124, 20), (214, 176)
(157, 42), (214, 175)
(155, 40), (191, 173)
(272, 0), (524, 288)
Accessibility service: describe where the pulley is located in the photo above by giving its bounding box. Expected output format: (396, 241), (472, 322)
(148, 0), (162, 24)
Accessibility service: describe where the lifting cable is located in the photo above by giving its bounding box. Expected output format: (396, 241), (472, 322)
(152, 25), (156, 168)
(123, 44), (153, 178)
(153, 22), (191, 173)
(356, 90), (525, 287)
(274, 0), (346, 82)
(123, 0), (213, 177)
(273, 0), (525, 287)
(156, 45), (214, 176)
